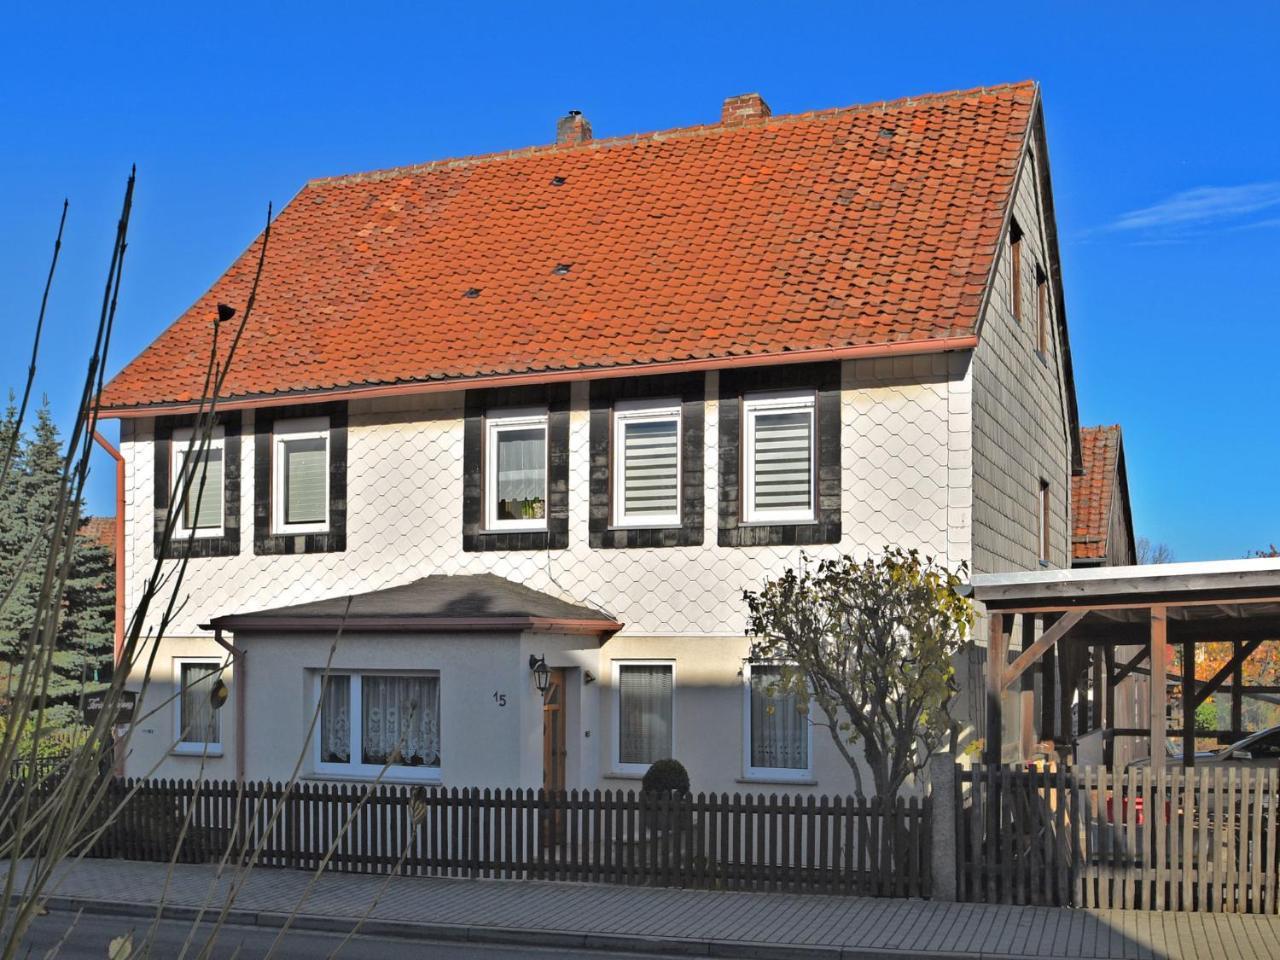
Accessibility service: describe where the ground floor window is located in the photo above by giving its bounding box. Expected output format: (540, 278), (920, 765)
(315, 671), (441, 780)
(743, 663), (810, 780)
(174, 659), (224, 755)
(613, 661), (673, 773)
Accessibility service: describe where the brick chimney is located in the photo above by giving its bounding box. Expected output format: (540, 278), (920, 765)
(721, 93), (771, 126)
(556, 110), (592, 145)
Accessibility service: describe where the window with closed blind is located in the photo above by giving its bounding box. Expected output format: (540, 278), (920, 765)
(171, 426), (225, 537)
(743, 392), (816, 523)
(272, 417), (330, 534)
(612, 400), (681, 527)
(613, 662), (674, 773)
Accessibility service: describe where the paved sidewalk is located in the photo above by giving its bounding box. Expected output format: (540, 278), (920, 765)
(8, 858), (1280, 959)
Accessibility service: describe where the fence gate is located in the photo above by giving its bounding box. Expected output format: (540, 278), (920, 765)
(958, 764), (1280, 913)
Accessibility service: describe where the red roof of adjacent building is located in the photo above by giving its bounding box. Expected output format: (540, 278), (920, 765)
(1072, 426), (1124, 562)
(80, 516), (117, 559)
(100, 82), (1039, 412)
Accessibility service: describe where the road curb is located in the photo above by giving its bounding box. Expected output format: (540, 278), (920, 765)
(26, 896), (1113, 960)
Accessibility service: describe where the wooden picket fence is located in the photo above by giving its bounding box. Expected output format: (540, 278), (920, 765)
(82, 778), (929, 897)
(959, 764), (1280, 913)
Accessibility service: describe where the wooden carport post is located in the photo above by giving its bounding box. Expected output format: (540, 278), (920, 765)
(1182, 635), (1196, 767)
(985, 613), (1012, 765)
(1150, 606), (1168, 759)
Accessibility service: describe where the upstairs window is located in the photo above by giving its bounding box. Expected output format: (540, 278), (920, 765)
(171, 425), (225, 538)
(272, 417), (330, 534)
(1009, 220), (1024, 323)
(612, 399), (681, 528)
(1038, 479), (1051, 564)
(1036, 266), (1050, 355)
(742, 391), (816, 524)
(485, 408), (548, 530)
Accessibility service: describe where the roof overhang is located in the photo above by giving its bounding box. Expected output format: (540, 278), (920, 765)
(204, 614), (622, 638)
(98, 334), (978, 419)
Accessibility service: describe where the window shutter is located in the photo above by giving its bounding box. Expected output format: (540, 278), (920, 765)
(283, 437), (327, 525)
(618, 665), (672, 765)
(752, 411), (812, 512)
(182, 448), (223, 530)
(621, 418), (679, 518)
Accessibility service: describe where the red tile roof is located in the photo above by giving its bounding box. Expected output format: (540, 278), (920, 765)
(80, 516), (117, 559)
(100, 82), (1038, 412)
(1072, 426), (1122, 562)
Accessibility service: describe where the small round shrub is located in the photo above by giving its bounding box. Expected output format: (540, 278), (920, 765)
(641, 758), (690, 796)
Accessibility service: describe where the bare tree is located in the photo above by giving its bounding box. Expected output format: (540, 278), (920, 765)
(1137, 536), (1175, 565)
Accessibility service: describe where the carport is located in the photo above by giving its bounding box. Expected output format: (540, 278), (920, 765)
(967, 557), (1280, 767)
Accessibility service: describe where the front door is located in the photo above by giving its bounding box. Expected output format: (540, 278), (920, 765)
(542, 668), (567, 794)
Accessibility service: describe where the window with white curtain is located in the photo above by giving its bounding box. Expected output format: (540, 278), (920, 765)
(485, 408), (548, 530)
(612, 399), (681, 527)
(171, 426), (225, 537)
(614, 662), (673, 772)
(174, 659), (223, 754)
(315, 672), (441, 780)
(272, 417), (330, 534)
(743, 663), (811, 780)
(742, 392), (816, 523)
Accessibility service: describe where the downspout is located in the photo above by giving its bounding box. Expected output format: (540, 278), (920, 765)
(210, 626), (247, 783)
(91, 431), (125, 664)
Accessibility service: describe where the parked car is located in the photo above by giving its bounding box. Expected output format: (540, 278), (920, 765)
(1128, 724), (1280, 770)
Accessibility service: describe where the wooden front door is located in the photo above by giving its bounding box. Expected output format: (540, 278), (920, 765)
(542, 668), (567, 794)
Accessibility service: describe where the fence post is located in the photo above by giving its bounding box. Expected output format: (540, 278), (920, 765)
(927, 754), (958, 901)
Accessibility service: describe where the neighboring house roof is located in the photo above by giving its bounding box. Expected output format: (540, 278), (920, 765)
(206, 573), (621, 636)
(100, 82), (1041, 413)
(80, 516), (116, 559)
(1072, 425), (1135, 565)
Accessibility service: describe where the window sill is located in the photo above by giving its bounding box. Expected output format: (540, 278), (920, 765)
(271, 526), (330, 537)
(603, 771), (647, 781)
(307, 769), (443, 785)
(738, 518), (819, 528)
(171, 746), (223, 758)
(737, 775), (817, 787)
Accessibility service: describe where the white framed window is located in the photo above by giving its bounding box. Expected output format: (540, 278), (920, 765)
(272, 416), (330, 535)
(171, 426), (225, 538)
(743, 663), (811, 781)
(173, 658), (224, 755)
(742, 391), (816, 523)
(612, 399), (681, 527)
(485, 408), (548, 531)
(313, 671), (441, 781)
(612, 661), (674, 775)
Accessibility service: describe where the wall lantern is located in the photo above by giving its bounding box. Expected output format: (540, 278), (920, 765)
(528, 654), (550, 695)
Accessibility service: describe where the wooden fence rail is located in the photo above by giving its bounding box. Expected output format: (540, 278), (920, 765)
(958, 764), (1280, 913)
(77, 779), (929, 897)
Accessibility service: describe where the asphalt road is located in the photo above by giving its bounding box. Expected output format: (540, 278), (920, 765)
(16, 910), (667, 959)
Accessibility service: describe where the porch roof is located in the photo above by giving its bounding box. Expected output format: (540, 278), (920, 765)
(205, 573), (622, 638)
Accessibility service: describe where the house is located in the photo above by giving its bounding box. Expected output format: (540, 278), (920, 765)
(1071, 425), (1136, 568)
(99, 81), (1109, 794)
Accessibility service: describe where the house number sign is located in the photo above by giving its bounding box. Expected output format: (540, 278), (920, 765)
(492, 691), (507, 707)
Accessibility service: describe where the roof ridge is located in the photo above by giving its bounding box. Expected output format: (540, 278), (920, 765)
(309, 80), (1038, 187)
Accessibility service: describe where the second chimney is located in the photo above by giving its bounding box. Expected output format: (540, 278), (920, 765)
(556, 110), (592, 145)
(721, 93), (771, 126)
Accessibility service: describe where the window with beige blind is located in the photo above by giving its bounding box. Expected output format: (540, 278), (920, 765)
(171, 426), (225, 537)
(272, 417), (330, 534)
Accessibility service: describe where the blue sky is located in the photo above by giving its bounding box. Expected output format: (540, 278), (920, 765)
(1, 3), (1276, 560)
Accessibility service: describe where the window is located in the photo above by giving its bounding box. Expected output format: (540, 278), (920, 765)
(613, 662), (673, 773)
(1038, 479), (1051, 564)
(612, 399), (681, 527)
(315, 672), (441, 780)
(743, 663), (811, 780)
(272, 417), (330, 534)
(1009, 220), (1023, 323)
(174, 659), (223, 754)
(485, 409), (548, 531)
(1035, 266), (1050, 355)
(742, 392), (816, 523)
(171, 426), (225, 537)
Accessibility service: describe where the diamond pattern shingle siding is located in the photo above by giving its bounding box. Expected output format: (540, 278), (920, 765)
(100, 83), (1035, 411)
